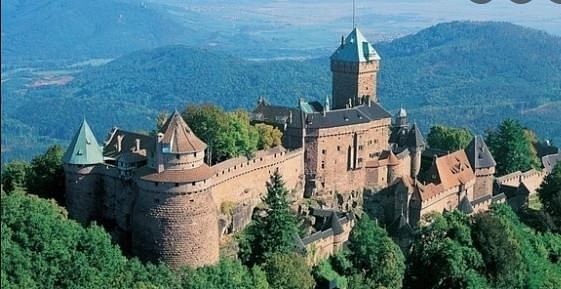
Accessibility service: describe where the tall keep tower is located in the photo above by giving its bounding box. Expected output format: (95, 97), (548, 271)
(331, 28), (381, 109)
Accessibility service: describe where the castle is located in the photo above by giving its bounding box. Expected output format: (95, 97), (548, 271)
(63, 27), (507, 269)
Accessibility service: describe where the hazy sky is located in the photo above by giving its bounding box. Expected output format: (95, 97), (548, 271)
(157, 0), (561, 36)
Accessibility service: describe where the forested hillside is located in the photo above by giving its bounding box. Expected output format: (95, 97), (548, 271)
(2, 21), (560, 161)
(0, 0), (205, 64)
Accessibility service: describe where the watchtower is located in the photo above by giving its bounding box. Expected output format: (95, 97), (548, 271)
(331, 28), (381, 109)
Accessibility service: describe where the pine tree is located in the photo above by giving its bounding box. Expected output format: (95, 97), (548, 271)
(538, 163), (561, 232)
(239, 170), (299, 265)
(486, 119), (540, 175)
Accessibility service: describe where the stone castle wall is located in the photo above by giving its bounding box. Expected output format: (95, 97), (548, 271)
(473, 167), (495, 200)
(302, 219), (353, 265)
(132, 179), (219, 268)
(331, 61), (379, 108)
(420, 179), (476, 216)
(496, 169), (545, 194)
(211, 148), (304, 209)
(64, 164), (103, 224)
(306, 118), (391, 196)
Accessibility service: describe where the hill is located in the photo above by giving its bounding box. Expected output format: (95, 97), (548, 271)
(2, 21), (561, 161)
(0, 0), (202, 64)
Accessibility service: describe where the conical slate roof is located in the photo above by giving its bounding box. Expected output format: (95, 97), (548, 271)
(465, 135), (496, 169)
(63, 118), (104, 165)
(330, 27), (380, 62)
(160, 111), (207, 153)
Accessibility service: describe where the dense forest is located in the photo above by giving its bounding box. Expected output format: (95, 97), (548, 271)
(2, 21), (560, 162)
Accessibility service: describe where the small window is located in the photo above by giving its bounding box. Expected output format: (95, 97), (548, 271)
(176, 154), (180, 159)
(175, 183), (179, 187)
(194, 152), (197, 157)
(322, 149), (326, 155)
(337, 146), (341, 151)
(321, 161), (326, 169)
(155, 182), (159, 187)
(192, 182), (196, 186)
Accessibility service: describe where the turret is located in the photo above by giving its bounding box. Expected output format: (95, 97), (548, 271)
(330, 27), (380, 109)
(63, 118), (104, 224)
(132, 111), (219, 269)
(394, 108), (408, 128)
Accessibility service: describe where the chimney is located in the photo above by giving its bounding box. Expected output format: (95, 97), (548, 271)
(117, 135), (124, 152)
(135, 138), (140, 152)
(156, 133), (165, 173)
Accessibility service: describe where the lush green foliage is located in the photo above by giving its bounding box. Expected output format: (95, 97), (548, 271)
(1, 160), (30, 192)
(182, 258), (270, 289)
(4, 22), (561, 162)
(472, 213), (526, 289)
(427, 125), (473, 151)
(538, 163), (561, 232)
(346, 215), (405, 289)
(25, 144), (66, 202)
(181, 105), (279, 164)
(239, 170), (300, 266)
(263, 253), (314, 289)
(407, 211), (488, 289)
(1, 191), (279, 289)
(407, 206), (561, 289)
(254, 123), (283, 150)
(486, 119), (541, 175)
(1, 145), (65, 203)
(312, 261), (348, 289)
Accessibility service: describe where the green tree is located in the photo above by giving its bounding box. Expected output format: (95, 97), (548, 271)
(407, 211), (488, 289)
(427, 125), (473, 151)
(25, 145), (65, 203)
(183, 105), (260, 164)
(263, 253), (314, 289)
(255, 123), (283, 150)
(239, 170), (299, 265)
(538, 163), (561, 232)
(346, 215), (405, 289)
(472, 213), (526, 289)
(182, 258), (269, 289)
(486, 119), (540, 175)
(1, 160), (30, 193)
(312, 260), (348, 289)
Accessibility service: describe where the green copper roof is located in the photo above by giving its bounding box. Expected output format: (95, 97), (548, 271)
(63, 118), (104, 165)
(331, 27), (380, 62)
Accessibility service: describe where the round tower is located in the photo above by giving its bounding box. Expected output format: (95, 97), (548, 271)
(131, 111), (219, 268)
(63, 118), (104, 224)
(408, 124), (425, 178)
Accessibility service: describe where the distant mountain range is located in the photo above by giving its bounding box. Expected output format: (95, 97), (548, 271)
(2, 21), (561, 161)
